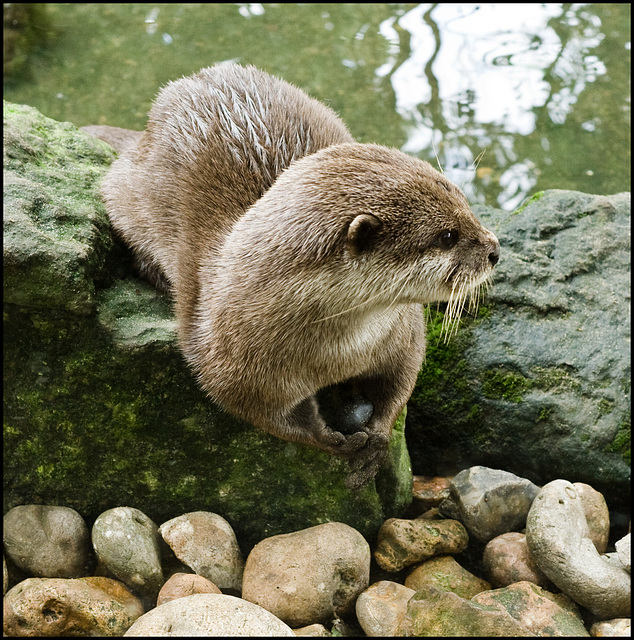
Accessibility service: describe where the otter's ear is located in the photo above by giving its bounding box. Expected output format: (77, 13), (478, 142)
(347, 214), (382, 256)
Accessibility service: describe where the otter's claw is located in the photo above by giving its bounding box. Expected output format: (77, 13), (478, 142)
(344, 434), (390, 490)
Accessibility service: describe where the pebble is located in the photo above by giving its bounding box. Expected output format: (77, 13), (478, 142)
(590, 618), (631, 637)
(404, 555), (491, 598)
(91, 506), (164, 606)
(241, 522), (370, 627)
(159, 511), (244, 591)
(124, 593), (294, 636)
(411, 475), (451, 511)
(472, 580), (589, 636)
(156, 572), (221, 606)
(3, 466), (630, 636)
(355, 580), (415, 636)
(574, 482), (611, 553)
(3, 505), (92, 578)
(615, 532), (630, 571)
(482, 531), (553, 588)
(438, 465), (540, 543)
(3, 576), (143, 636)
(373, 516), (468, 571)
(398, 585), (533, 636)
(526, 479), (630, 619)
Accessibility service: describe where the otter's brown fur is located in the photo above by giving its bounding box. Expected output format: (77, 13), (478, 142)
(94, 63), (500, 488)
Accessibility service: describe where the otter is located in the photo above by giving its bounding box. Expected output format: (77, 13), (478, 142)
(86, 63), (500, 489)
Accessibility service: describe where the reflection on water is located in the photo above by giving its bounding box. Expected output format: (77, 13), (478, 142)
(3, 3), (630, 210)
(383, 4), (617, 209)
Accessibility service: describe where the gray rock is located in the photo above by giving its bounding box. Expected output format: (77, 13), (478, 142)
(159, 511), (244, 591)
(3, 576), (143, 637)
(124, 593), (294, 636)
(3, 505), (91, 578)
(374, 517), (469, 572)
(3, 101), (115, 314)
(439, 466), (539, 542)
(615, 533), (630, 572)
(408, 190), (630, 505)
(356, 581), (415, 637)
(526, 479), (630, 618)
(92, 507), (164, 604)
(242, 522), (370, 627)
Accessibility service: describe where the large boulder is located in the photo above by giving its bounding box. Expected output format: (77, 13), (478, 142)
(3, 101), (412, 550)
(407, 189), (630, 509)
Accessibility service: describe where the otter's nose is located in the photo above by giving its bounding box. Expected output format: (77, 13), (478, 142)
(488, 240), (500, 267)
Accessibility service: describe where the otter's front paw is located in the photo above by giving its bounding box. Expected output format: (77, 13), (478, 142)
(315, 427), (369, 456)
(344, 434), (390, 490)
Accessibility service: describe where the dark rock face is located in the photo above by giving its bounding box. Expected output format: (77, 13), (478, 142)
(408, 190), (631, 508)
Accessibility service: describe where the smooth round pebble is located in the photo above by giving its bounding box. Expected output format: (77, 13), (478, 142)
(3, 505), (91, 578)
(91, 507), (164, 603)
(355, 580), (415, 637)
(159, 511), (243, 591)
(156, 572), (221, 606)
(483, 531), (553, 588)
(124, 593), (294, 636)
(242, 522), (370, 627)
(404, 555), (490, 598)
(374, 517), (468, 572)
(3, 576), (143, 637)
(439, 466), (539, 543)
(526, 479), (630, 619)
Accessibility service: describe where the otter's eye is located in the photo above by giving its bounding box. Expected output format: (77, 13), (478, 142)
(436, 229), (459, 249)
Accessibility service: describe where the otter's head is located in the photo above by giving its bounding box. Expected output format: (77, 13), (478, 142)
(293, 144), (499, 322)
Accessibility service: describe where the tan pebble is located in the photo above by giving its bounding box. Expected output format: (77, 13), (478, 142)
(483, 531), (553, 588)
(159, 511), (244, 591)
(124, 593), (294, 636)
(292, 622), (331, 636)
(590, 618), (631, 637)
(374, 518), (468, 572)
(157, 572), (221, 606)
(3, 576), (143, 637)
(242, 522), (370, 627)
(355, 580), (415, 636)
(405, 555), (490, 598)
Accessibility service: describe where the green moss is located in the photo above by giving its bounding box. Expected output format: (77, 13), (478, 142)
(481, 369), (532, 403)
(607, 422), (630, 463)
(513, 190), (545, 214)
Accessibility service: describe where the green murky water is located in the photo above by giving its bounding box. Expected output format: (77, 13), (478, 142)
(4, 3), (630, 210)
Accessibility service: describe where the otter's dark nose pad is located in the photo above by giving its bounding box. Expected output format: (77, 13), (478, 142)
(488, 241), (500, 266)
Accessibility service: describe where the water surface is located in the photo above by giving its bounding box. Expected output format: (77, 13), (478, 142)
(4, 3), (630, 209)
